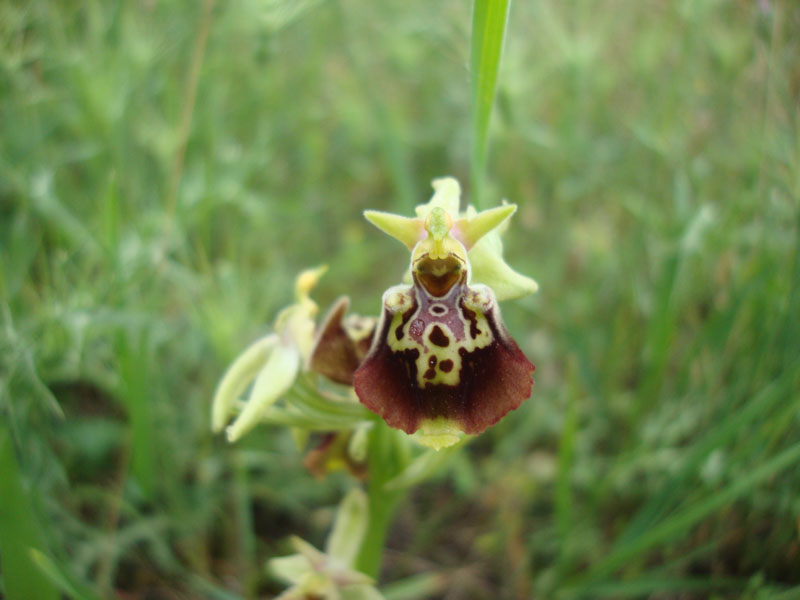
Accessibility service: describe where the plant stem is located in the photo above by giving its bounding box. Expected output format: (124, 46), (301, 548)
(355, 422), (408, 578)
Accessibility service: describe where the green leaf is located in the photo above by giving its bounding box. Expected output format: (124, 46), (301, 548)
(30, 549), (103, 600)
(0, 425), (59, 600)
(470, 0), (512, 208)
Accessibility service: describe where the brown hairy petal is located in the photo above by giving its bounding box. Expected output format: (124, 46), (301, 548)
(310, 297), (374, 385)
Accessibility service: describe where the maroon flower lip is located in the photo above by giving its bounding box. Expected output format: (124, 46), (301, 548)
(353, 274), (534, 435)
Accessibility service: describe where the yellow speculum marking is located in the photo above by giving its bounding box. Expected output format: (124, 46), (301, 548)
(385, 286), (494, 389)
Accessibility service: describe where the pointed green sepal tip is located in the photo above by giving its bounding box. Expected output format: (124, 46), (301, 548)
(363, 210), (424, 249)
(455, 203), (517, 250)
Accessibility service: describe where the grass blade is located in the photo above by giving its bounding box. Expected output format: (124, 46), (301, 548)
(616, 371), (792, 545)
(555, 357), (579, 570)
(470, 0), (511, 208)
(116, 333), (156, 500)
(0, 424), (59, 600)
(582, 439), (800, 582)
(30, 550), (103, 600)
(569, 575), (743, 598)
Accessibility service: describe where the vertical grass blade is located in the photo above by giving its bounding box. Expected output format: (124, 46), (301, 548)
(0, 425), (59, 600)
(116, 333), (156, 500)
(470, 0), (511, 208)
(555, 357), (579, 570)
(30, 550), (103, 600)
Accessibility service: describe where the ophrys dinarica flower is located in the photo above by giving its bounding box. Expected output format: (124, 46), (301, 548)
(354, 177), (536, 449)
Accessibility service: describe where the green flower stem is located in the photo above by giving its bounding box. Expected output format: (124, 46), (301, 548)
(355, 422), (410, 578)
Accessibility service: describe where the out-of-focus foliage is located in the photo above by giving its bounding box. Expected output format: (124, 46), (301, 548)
(1, 0), (799, 598)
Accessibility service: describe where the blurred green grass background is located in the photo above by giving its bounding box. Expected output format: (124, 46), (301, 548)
(2, 0), (799, 598)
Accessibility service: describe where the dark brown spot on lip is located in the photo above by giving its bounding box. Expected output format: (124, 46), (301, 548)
(459, 300), (481, 339)
(395, 304), (417, 341)
(429, 325), (450, 347)
(424, 355), (438, 379)
(431, 305), (446, 315)
(439, 359), (453, 373)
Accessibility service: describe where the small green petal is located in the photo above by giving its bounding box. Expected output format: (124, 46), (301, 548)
(211, 334), (278, 433)
(290, 536), (329, 570)
(226, 344), (301, 442)
(363, 210), (424, 249)
(290, 536), (373, 587)
(325, 488), (368, 567)
(269, 554), (311, 585)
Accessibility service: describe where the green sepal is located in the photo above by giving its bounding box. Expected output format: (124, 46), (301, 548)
(468, 225), (539, 301)
(455, 203), (517, 249)
(225, 343), (301, 442)
(414, 177), (461, 219)
(211, 334), (278, 433)
(363, 210), (423, 249)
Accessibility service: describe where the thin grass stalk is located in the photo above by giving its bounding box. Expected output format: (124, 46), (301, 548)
(470, 0), (511, 209)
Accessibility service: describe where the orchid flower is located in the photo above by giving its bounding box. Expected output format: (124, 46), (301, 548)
(353, 177), (537, 449)
(268, 488), (383, 600)
(211, 266), (327, 442)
